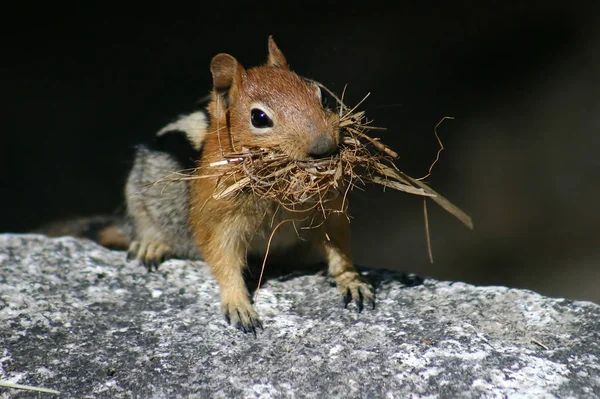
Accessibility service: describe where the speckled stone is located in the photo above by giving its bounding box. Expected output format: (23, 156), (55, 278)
(0, 234), (598, 398)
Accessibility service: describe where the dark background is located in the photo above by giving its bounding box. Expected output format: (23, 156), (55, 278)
(3, 2), (599, 303)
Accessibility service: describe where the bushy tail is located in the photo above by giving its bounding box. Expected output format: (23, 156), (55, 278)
(33, 215), (131, 250)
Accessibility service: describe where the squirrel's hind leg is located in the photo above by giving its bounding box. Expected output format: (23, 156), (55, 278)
(124, 143), (200, 270)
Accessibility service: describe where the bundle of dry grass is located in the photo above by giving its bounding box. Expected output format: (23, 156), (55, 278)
(158, 84), (473, 233)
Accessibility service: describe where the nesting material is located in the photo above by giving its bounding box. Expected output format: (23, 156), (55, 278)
(156, 86), (473, 231)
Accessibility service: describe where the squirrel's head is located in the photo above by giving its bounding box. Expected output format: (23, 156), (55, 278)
(208, 36), (340, 161)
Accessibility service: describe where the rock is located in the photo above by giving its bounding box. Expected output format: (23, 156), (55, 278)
(0, 234), (598, 398)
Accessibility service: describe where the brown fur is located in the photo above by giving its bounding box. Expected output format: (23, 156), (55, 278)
(189, 36), (373, 334)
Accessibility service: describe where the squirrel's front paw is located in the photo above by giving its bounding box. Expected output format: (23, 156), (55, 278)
(222, 291), (263, 336)
(336, 271), (375, 312)
(126, 240), (172, 271)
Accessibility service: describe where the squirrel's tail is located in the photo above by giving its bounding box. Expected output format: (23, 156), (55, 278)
(33, 215), (131, 250)
(33, 107), (210, 251)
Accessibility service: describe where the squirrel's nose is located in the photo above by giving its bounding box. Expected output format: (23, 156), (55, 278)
(307, 134), (336, 158)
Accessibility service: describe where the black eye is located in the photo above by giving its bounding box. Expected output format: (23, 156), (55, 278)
(251, 108), (273, 128)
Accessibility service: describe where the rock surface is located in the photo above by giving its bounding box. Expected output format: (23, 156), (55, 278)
(0, 234), (599, 398)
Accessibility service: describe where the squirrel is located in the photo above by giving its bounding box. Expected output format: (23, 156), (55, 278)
(41, 36), (375, 335)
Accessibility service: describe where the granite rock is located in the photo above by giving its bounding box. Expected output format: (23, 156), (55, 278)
(0, 234), (598, 398)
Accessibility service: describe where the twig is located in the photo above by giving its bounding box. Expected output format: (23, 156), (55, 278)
(253, 217), (295, 301)
(0, 381), (60, 395)
(352, 129), (398, 159)
(424, 198), (434, 264)
(531, 338), (550, 350)
(417, 116), (454, 181)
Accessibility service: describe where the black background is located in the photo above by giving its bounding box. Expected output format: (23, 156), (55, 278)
(3, 2), (599, 302)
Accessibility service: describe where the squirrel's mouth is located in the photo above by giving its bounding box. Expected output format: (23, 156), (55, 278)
(285, 150), (339, 162)
(302, 149), (340, 161)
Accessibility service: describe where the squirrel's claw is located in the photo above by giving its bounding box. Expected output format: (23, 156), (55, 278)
(223, 303), (263, 336)
(126, 240), (172, 272)
(338, 273), (375, 312)
(126, 241), (140, 262)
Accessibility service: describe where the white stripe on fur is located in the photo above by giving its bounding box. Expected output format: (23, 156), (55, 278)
(157, 111), (208, 150)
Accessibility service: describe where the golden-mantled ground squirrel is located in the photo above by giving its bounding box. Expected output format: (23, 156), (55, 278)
(76, 37), (374, 334)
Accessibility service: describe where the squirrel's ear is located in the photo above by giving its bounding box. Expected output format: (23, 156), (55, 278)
(267, 35), (288, 69)
(210, 53), (246, 93)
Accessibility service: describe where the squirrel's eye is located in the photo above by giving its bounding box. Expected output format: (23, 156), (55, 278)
(251, 108), (273, 128)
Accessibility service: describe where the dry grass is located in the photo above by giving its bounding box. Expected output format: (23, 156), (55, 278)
(155, 84), (473, 232)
